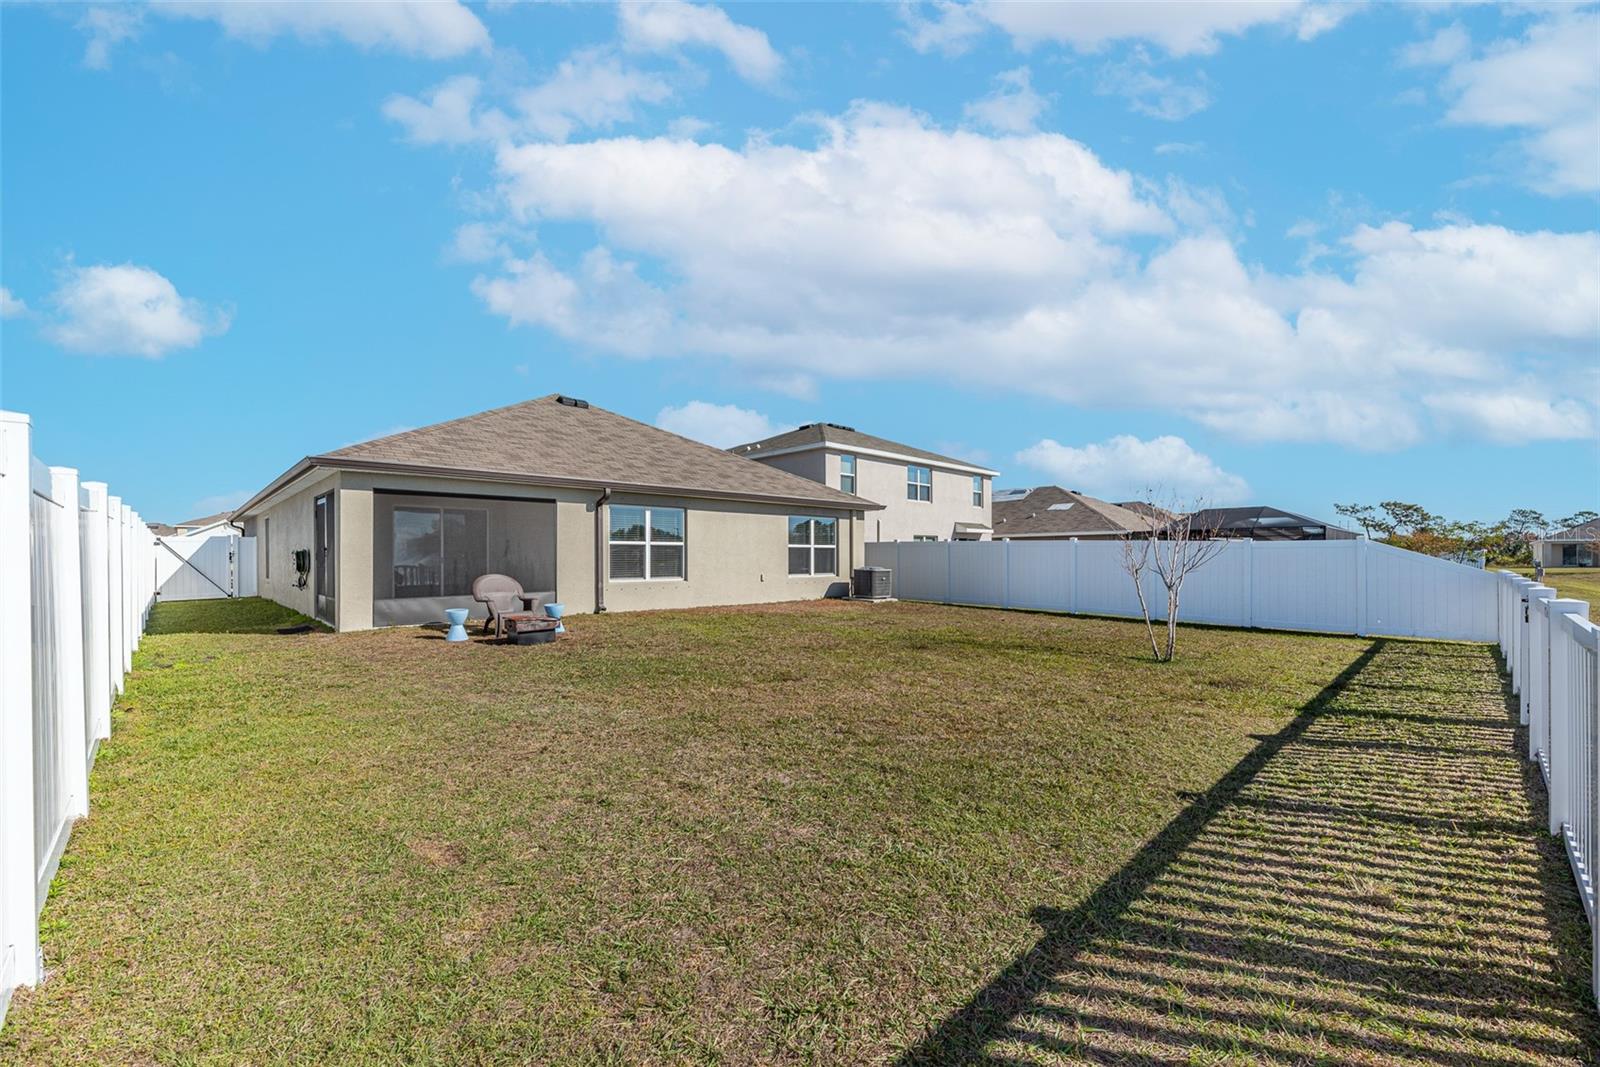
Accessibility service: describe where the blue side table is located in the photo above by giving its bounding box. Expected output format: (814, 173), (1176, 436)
(544, 603), (565, 633)
(444, 608), (470, 643)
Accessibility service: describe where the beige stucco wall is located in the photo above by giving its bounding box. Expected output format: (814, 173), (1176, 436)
(596, 492), (861, 613)
(336, 488), (373, 631)
(826, 452), (988, 542)
(244, 469), (864, 630)
(242, 470), (338, 620)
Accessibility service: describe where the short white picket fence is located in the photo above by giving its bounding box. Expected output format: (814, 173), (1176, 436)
(0, 411), (153, 1024)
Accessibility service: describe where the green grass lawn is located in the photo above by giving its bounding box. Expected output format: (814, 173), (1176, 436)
(144, 595), (324, 635)
(3, 600), (1595, 1064)
(1507, 567), (1600, 608)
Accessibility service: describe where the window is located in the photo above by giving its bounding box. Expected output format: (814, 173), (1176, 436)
(907, 464), (932, 502)
(392, 506), (488, 598)
(912, 535), (938, 543)
(972, 476), (983, 507)
(610, 505), (685, 580)
(840, 454), (856, 494)
(788, 516), (838, 576)
(263, 517), (270, 579)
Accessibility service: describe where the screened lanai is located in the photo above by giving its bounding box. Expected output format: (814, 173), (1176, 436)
(371, 491), (556, 627)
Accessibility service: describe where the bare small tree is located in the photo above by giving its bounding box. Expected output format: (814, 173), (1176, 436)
(1119, 493), (1228, 662)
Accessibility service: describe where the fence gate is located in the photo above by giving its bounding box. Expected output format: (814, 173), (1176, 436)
(155, 532), (257, 601)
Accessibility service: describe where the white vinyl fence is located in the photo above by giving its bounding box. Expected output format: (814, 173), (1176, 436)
(1499, 571), (1600, 1009)
(0, 411), (153, 1024)
(156, 529), (257, 601)
(865, 536), (1498, 641)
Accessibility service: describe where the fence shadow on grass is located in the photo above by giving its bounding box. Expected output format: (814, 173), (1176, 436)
(897, 639), (1600, 1065)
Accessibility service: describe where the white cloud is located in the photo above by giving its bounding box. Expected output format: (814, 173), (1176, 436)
(149, 0), (489, 59)
(78, 6), (143, 69)
(903, 0), (1345, 58)
(1096, 52), (1211, 120)
(1424, 390), (1596, 444)
(1154, 141), (1203, 155)
(1017, 435), (1250, 504)
(514, 49), (674, 141)
(383, 75), (490, 146)
(1427, 11), (1599, 195)
(1398, 22), (1469, 68)
(0, 287), (26, 318)
(619, 1), (782, 85)
(385, 51), (672, 146)
(655, 401), (788, 448)
(449, 104), (1596, 450)
(964, 67), (1048, 133)
(45, 263), (229, 358)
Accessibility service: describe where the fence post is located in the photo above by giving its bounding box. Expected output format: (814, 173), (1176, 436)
(1523, 585), (1555, 730)
(49, 468), (89, 822)
(1002, 538), (1010, 610)
(945, 540), (953, 604)
(1355, 538), (1369, 637)
(79, 483), (111, 750)
(1243, 537), (1255, 630)
(106, 496), (124, 695)
(1070, 538), (1079, 615)
(0, 411), (41, 989)
(1548, 602), (1590, 836)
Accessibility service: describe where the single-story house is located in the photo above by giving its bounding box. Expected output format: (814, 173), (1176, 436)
(991, 486), (1159, 539)
(232, 395), (878, 632)
(1185, 506), (1357, 541)
(731, 423), (997, 543)
(1535, 518), (1600, 568)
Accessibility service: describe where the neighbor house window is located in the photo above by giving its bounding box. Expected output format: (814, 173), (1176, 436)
(972, 476), (983, 507)
(393, 506), (488, 598)
(788, 517), (837, 576)
(263, 517), (271, 579)
(840, 454), (856, 494)
(912, 535), (938, 543)
(610, 505), (686, 580)
(907, 465), (932, 502)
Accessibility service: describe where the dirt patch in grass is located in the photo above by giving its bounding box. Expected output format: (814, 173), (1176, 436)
(3, 600), (1594, 1064)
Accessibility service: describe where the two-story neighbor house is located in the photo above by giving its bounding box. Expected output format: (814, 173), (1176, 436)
(731, 423), (996, 542)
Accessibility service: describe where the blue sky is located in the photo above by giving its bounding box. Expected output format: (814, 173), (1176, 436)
(2, 1), (1596, 526)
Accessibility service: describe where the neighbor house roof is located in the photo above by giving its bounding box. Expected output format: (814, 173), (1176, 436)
(730, 423), (998, 477)
(1542, 518), (1600, 542)
(992, 486), (1158, 538)
(1186, 506), (1356, 539)
(176, 511), (237, 529)
(1117, 501), (1179, 523)
(235, 395), (880, 518)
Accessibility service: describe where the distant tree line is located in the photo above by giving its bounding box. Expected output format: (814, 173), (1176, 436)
(1332, 503), (1599, 564)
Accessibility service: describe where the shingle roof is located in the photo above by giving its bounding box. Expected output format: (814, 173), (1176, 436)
(1547, 518), (1600, 541)
(237, 395), (878, 516)
(731, 422), (997, 475)
(992, 486), (1158, 537)
(176, 511), (236, 529)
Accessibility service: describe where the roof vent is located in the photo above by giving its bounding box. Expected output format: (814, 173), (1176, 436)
(555, 395), (589, 409)
(824, 422), (857, 432)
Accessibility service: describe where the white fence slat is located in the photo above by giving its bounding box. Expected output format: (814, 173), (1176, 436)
(0, 409), (151, 1024)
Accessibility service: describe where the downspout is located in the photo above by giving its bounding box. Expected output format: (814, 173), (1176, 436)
(594, 488), (612, 613)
